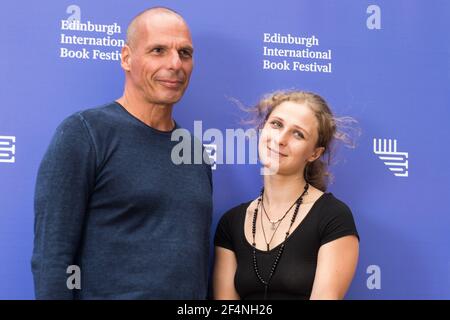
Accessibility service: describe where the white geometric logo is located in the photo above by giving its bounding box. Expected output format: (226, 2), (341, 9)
(204, 144), (217, 170)
(0, 135), (16, 163)
(373, 138), (408, 177)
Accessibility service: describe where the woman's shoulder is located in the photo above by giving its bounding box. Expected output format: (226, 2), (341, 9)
(220, 200), (253, 222)
(327, 192), (351, 207)
(317, 192), (353, 215)
(315, 192), (359, 243)
(214, 200), (254, 248)
(311, 192), (356, 225)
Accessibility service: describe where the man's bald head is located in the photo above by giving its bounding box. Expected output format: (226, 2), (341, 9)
(125, 7), (190, 49)
(119, 6), (194, 109)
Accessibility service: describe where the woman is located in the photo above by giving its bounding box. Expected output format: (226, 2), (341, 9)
(213, 90), (359, 300)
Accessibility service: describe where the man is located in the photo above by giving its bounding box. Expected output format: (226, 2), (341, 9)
(32, 7), (212, 299)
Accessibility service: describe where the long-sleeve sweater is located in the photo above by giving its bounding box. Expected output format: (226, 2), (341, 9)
(32, 102), (213, 299)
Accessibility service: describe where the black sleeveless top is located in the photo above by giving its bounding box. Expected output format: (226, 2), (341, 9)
(214, 193), (359, 300)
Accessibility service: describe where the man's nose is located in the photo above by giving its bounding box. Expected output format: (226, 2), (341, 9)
(167, 50), (182, 70)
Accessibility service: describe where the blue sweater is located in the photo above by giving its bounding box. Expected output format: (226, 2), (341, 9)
(32, 102), (213, 299)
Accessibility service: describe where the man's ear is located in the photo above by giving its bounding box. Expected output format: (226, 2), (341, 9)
(308, 147), (325, 162)
(121, 45), (131, 71)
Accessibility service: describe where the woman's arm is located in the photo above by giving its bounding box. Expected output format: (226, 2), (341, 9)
(310, 235), (359, 300)
(213, 246), (240, 300)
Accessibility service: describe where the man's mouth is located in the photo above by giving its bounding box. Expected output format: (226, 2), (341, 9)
(157, 79), (184, 88)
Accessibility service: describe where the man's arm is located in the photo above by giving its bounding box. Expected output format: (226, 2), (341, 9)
(32, 114), (96, 299)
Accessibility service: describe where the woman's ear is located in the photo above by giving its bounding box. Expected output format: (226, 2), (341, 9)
(308, 147), (325, 162)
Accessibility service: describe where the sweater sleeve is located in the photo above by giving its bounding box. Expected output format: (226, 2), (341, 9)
(31, 113), (97, 299)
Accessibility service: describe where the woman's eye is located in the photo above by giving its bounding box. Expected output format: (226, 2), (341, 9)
(293, 131), (304, 139)
(270, 121), (282, 128)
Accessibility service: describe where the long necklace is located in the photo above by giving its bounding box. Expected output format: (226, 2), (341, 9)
(261, 195), (297, 230)
(260, 201), (283, 251)
(252, 183), (309, 299)
(260, 197), (298, 250)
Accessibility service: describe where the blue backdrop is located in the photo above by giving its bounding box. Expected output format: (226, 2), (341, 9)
(1, 0), (449, 299)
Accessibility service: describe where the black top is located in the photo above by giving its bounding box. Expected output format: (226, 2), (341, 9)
(214, 193), (359, 300)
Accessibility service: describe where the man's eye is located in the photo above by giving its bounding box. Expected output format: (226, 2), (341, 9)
(151, 47), (163, 53)
(180, 50), (192, 58)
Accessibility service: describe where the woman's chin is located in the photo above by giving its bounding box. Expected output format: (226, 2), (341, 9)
(259, 161), (281, 175)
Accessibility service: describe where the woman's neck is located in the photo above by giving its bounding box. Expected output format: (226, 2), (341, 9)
(263, 174), (308, 208)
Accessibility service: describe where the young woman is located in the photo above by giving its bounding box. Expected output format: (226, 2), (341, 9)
(213, 90), (359, 300)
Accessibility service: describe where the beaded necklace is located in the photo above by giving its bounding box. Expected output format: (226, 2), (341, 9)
(260, 196), (297, 251)
(251, 183), (309, 299)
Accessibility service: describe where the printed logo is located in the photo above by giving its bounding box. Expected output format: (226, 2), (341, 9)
(59, 5), (124, 61)
(0, 136), (16, 163)
(373, 138), (408, 177)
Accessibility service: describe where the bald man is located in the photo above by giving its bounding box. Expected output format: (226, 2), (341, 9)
(32, 7), (213, 299)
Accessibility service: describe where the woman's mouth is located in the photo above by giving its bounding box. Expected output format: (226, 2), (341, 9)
(267, 146), (287, 157)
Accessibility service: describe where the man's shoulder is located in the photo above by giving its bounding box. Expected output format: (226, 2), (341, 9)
(58, 101), (121, 131)
(76, 101), (120, 121)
